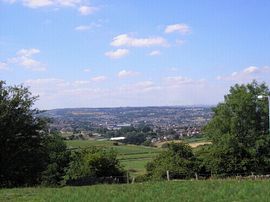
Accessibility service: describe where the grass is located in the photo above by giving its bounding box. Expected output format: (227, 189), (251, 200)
(1, 180), (270, 202)
(64, 138), (211, 176)
(65, 140), (162, 176)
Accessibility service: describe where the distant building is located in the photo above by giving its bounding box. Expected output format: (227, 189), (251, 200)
(110, 137), (126, 141)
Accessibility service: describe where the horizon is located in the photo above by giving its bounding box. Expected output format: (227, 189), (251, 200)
(1, 0), (270, 109)
(42, 104), (216, 111)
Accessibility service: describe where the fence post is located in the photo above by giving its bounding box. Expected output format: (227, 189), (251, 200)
(132, 177), (135, 184)
(195, 172), (198, 180)
(127, 172), (129, 184)
(166, 170), (170, 181)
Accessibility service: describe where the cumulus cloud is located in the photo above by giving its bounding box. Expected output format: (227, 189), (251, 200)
(0, 48), (46, 71)
(110, 34), (167, 47)
(2, 0), (98, 15)
(117, 70), (139, 78)
(105, 49), (129, 59)
(91, 76), (107, 82)
(165, 23), (191, 34)
(217, 66), (270, 82)
(149, 50), (161, 56)
(78, 5), (97, 15)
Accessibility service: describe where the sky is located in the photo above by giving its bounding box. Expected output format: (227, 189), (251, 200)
(1, 0), (270, 109)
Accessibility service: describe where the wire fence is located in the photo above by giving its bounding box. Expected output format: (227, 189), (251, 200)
(65, 171), (270, 186)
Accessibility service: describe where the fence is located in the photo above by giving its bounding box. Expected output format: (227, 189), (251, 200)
(66, 175), (129, 186)
(163, 171), (270, 181)
(65, 171), (270, 186)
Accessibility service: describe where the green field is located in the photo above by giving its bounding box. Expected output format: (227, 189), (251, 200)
(65, 140), (162, 176)
(1, 180), (270, 202)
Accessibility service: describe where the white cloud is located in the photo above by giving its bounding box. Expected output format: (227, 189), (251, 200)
(3, 0), (98, 15)
(20, 57), (46, 71)
(75, 25), (92, 31)
(111, 34), (167, 47)
(17, 48), (40, 57)
(83, 68), (91, 72)
(22, 77), (226, 109)
(22, 0), (54, 8)
(75, 23), (101, 31)
(217, 66), (270, 82)
(0, 48), (46, 71)
(149, 50), (161, 56)
(163, 76), (205, 88)
(78, 5), (97, 15)
(120, 81), (161, 93)
(165, 23), (191, 34)
(25, 78), (66, 85)
(118, 70), (139, 78)
(91, 76), (107, 82)
(243, 66), (259, 74)
(0, 62), (9, 70)
(105, 49), (129, 59)
(74, 80), (91, 85)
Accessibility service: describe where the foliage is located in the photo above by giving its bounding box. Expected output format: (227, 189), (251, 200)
(0, 81), (49, 187)
(204, 81), (270, 175)
(41, 134), (71, 186)
(65, 147), (125, 181)
(146, 143), (198, 179)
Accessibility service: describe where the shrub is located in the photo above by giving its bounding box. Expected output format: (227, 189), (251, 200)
(65, 147), (126, 185)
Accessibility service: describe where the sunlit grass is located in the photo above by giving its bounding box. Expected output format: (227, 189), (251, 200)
(1, 180), (270, 202)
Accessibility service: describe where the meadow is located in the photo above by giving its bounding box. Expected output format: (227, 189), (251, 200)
(65, 140), (162, 176)
(65, 138), (211, 176)
(1, 180), (270, 202)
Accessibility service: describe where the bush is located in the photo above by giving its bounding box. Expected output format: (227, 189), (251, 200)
(135, 174), (150, 183)
(146, 143), (198, 180)
(65, 147), (126, 185)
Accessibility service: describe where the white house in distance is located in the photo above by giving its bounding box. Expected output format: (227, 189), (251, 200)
(109, 137), (126, 141)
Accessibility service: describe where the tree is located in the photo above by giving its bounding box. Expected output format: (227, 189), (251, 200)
(65, 147), (125, 184)
(146, 143), (198, 179)
(41, 134), (71, 186)
(204, 81), (270, 175)
(0, 81), (48, 187)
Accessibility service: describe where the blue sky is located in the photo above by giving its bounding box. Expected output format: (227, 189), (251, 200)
(1, 0), (270, 109)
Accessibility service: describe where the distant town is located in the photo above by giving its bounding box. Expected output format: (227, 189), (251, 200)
(41, 106), (213, 144)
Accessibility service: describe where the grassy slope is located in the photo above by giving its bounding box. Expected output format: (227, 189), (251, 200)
(65, 140), (162, 176)
(1, 180), (270, 202)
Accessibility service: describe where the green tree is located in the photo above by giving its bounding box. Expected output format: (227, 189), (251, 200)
(146, 143), (198, 179)
(204, 81), (270, 175)
(0, 81), (48, 187)
(41, 134), (71, 186)
(65, 147), (125, 182)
